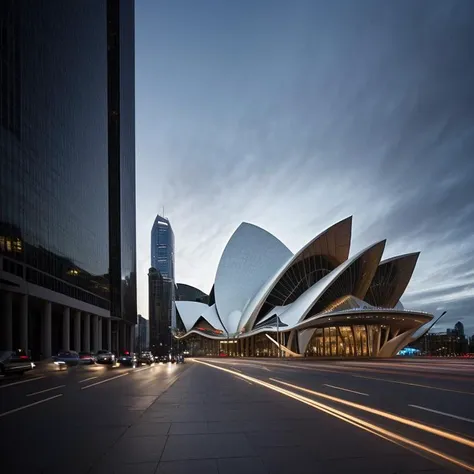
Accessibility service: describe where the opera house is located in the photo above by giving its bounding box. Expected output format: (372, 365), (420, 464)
(175, 217), (432, 358)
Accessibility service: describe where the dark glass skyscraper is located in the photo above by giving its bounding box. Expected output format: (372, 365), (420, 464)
(0, 0), (137, 357)
(151, 215), (175, 281)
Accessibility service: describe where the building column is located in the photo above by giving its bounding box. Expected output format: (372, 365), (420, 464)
(91, 315), (99, 353)
(119, 322), (127, 352)
(1, 291), (13, 350)
(83, 313), (90, 352)
(62, 307), (70, 351)
(98, 317), (103, 351)
(42, 301), (52, 359)
(20, 294), (28, 350)
(73, 310), (81, 352)
(106, 318), (112, 351)
(130, 324), (135, 353)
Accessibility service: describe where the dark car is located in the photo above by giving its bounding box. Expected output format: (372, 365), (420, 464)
(53, 350), (80, 369)
(0, 349), (34, 376)
(176, 354), (185, 364)
(118, 351), (137, 367)
(137, 352), (154, 365)
(79, 351), (96, 365)
(96, 350), (116, 364)
(155, 354), (169, 364)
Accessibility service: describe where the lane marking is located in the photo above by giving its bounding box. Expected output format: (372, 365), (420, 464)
(352, 374), (474, 396)
(270, 378), (474, 450)
(324, 384), (368, 396)
(133, 366), (152, 373)
(409, 405), (474, 424)
(0, 394), (63, 418)
(78, 376), (98, 384)
(27, 385), (65, 397)
(195, 359), (474, 472)
(0, 376), (46, 389)
(81, 372), (128, 390)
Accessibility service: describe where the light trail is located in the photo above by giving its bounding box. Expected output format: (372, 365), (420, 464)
(193, 359), (474, 472)
(271, 378), (474, 449)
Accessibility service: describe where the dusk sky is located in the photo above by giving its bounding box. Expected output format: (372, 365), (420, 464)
(134, 0), (474, 333)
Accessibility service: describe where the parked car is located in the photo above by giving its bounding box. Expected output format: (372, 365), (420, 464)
(0, 349), (34, 376)
(137, 352), (154, 365)
(79, 351), (96, 365)
(53, 350), (80, 368)
(118, 351), (137, 367)
(96, 350), (115, 364)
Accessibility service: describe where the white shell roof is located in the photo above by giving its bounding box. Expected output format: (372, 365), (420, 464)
(176, 301), (209, 332)
(200, 304), (226, 333)
(240, 217), (352, 332)
(214, 222), (292, 335)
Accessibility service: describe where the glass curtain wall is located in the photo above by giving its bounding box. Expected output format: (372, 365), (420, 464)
(305, 325), (384, 357)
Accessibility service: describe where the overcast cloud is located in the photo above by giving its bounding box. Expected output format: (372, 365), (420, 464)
(135, 0), (474, 334)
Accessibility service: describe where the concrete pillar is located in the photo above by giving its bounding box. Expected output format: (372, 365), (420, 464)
(118, 321), (126, 352)
(42, 301), (52, 359)
(1, 291), (13, 350)
(130, 324), (135, 353)
(19, 294), (28, 350)
(62, 307), (70, 351)
(106, 318), (112, 351)
(83, 313), (90, 352)
(73, 310), (81, 352)
(91, 315), (99, 353)
(98, 317), (103, 350)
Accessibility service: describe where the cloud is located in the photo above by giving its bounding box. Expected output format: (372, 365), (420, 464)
(135, 0), (474, 334)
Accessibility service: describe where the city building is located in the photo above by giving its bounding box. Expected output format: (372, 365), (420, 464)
(412, 321), (469, 355)
(148, 267), (173, 356)
(135, 314), (149, 353)
(150, 214), (176, 340)
(174, 217), (433, 357)
(151, 215), (175, 281)
(0, 0), (137, 358)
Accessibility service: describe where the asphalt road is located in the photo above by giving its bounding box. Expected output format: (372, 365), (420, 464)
(0, 358), (472, 473)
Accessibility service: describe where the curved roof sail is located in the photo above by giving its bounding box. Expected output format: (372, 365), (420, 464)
(364, 253), (419, 308)
(240, 217), (353, 332)
(214, 222), (292, 334)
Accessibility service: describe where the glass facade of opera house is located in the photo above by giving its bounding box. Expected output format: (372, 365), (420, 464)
(174, 219), (432, 358)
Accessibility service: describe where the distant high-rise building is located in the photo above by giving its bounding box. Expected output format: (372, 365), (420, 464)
(136, 314), (149, 352)
(148, 267), (173, 355)
(454, 321), (465, 337)
(151, 214), (176, 328)
(151, 215), (175, 280)
(0, 0), (137, 358)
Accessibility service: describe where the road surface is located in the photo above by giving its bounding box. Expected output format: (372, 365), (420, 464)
(0, 358), (473, 473)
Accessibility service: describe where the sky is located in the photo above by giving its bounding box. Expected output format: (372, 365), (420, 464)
(134, 0), (474, 334)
